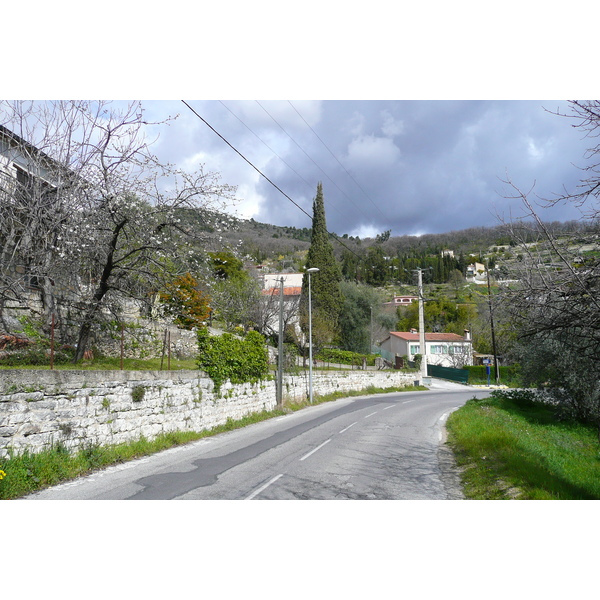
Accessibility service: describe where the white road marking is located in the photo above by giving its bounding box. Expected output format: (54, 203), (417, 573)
(402, 400), (415, 404)
(383, 405), (395, 411)
(364, 411), (378, 419)
(437, 409), (459, 441)
(300, 438), (332, 461)
(245, 474), (284, 500)
(339, 422), (358, 434)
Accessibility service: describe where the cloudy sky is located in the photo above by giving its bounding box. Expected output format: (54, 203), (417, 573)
(7, 6), (596, 241)
(139, 100), (593, 238)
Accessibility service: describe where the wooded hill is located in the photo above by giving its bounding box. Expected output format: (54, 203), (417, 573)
(206, 211), (595, 277)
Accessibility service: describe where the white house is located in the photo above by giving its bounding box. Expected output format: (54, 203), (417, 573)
(380, 329), (473, 368)
(466, 262), (486, 284)
(259, 276), (303, 338)
(260, 272), (304, 289)
(383, 295), (418, 311)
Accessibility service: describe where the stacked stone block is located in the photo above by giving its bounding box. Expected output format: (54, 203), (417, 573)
(0, 369), (416, 459)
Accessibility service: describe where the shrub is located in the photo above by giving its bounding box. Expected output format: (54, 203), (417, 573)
(316, 348), (375, 366)
(197, 328), (269, 393)
(159, 272), (211, 330)
(131, 385), (146, 402)
(464, 364), (522, 386)
(413, 354), (422, 370)
(489, 388), (540, 408)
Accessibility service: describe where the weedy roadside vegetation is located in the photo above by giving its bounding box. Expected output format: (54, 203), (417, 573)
(446, 389), (600, 499)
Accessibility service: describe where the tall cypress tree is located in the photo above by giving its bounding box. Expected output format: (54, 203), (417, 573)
(299, 183), (343, 337)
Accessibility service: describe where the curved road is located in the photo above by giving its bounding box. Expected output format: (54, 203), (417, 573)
(26, 379), (490, 500)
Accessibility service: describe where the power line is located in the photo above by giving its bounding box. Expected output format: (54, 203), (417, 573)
(287, 100), (388, 222)
(219, 100), (315, 193)
(217, 101), (344, 221)
(181, 100), (311, 221)
(256, 101), (378, 225)
(180, 100), (362, 259)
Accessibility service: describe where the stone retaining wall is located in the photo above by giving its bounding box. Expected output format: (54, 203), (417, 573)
(0, 368), (417, 459)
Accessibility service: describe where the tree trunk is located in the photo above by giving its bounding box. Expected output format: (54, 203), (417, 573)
(72, 219), (126, 362)
(74, 320), (94, 362)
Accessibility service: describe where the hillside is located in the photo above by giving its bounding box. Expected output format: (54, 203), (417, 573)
(208, 213), (594, 269)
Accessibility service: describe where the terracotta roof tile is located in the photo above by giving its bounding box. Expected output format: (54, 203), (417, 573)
(390, 331), (468, 342)
(262, 286), (302, 296)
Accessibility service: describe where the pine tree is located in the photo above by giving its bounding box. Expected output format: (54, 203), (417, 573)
(299, 183), (343, 338)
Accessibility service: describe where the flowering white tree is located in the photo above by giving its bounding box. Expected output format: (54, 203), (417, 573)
(0, 101), (237, 361)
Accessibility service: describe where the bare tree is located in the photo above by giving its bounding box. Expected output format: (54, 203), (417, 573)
(253, 285), (301, 339)
(498, 101), (600, 426)
(209, 272), (301, 339)
(501, 177), (600, 358)
(0, 101), (237, 360)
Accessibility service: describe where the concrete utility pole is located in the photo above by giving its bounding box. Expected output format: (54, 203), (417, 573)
(416, 268), (428, 382)
(486, 261), (500, 385)
(276, 277), (284, 408)
(306, 267), (319, 403)
(370, 306), (373, 352)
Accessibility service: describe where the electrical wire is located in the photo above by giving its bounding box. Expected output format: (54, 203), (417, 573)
(287, 100), (388, 222)
(217, 101), (342, 221)
(180, 100), (362, 259)
(181, 100), (311, 221)
(256, 101), (378, 224)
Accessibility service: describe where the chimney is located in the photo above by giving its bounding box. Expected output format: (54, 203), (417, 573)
(410, 328), (417, 334)
(464, 329), (471, 341)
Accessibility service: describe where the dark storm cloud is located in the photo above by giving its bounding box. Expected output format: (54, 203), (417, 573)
(145, 100), (592, 237)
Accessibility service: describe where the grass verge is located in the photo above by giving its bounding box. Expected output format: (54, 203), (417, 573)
(0, 356), (198, 371)
(0, 383), (424, 499)
(446, 390), (600, 499)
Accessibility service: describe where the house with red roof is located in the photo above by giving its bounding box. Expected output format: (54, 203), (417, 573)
(259, 275), (303, 338)
(380, 329), (473, 368)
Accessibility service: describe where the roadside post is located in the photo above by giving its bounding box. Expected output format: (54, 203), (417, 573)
(484, 358), (491, 386)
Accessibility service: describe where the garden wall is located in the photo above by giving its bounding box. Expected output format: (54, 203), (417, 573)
(0, 368), (416, 458)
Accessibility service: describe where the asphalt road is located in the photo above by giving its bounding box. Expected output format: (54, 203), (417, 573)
(25, 379), (490, 500)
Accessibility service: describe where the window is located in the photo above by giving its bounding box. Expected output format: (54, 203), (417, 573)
(410, 344), (420, 355)
(449, 345), (466, 354)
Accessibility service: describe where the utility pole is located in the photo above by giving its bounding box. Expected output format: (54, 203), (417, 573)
(416, 268), (428, 383)
(370, 306), (373, 353)
(276, 277), (284, 408)
(486, 261), (500, 385)
(306, 267), (319, 403)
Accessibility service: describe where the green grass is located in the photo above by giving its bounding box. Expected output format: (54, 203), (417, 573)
(446, 390), (600, 499)
(0, 356), (198, 371)
(464, 365), (522, 388)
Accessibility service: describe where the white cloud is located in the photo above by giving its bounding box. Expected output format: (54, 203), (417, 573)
(380, 110), (404, 137)
(345, 135), (401, 169)
(349, 223), (379, 239)
(231, 183), (263, 220)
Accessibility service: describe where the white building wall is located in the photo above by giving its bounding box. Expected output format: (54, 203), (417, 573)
(380, 336), (473, 368)
(261, 273), (304, 289)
